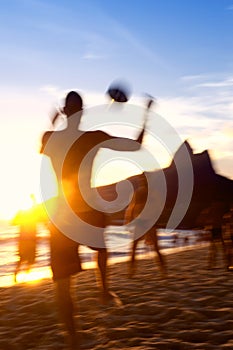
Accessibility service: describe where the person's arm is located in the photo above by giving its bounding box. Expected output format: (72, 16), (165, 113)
(136, 97), (154, 144)
(135, 127), (145, 145)
(100, 129), (145, 152)
(40, 131), (53, 154)
(102, 96), (153, 151)
(40, 108), (62, 154)
(51, 110), (60, 127)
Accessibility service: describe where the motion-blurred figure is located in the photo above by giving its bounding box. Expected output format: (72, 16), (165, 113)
(222, 204), (233, 270)
(206, 200), (228, 269)
(12, 194), (38, 282)
(40, 88), (146, 349)
(124, 176), (166, 277)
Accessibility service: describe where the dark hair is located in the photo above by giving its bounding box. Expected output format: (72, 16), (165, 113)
(65, 91), (83, 111)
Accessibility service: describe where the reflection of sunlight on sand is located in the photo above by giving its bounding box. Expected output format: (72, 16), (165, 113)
(16, 267), (52, 284)
(0, 267), (52, 288)
(0, 243), (209, 288)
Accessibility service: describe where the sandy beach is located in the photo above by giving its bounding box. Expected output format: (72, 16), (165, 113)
(1, 244), (233, 350)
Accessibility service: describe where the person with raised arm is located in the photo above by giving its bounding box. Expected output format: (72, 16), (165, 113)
(40, 86), (148, 348)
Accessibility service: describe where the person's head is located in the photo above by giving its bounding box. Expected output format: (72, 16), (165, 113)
(63, 91), (83, 117)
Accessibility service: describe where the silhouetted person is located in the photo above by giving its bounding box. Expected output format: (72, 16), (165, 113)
(206, 200), (227, 269)
(222, 204), (233, 270)
(12, 194), (38, 282)
(40, 90), (146, 348)
(124, 177), (166, 277)
(172, 233), (178, 246)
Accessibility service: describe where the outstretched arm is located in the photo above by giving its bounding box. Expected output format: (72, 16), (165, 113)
(39, 109), (59, 154)
(135, 127), (145, 145)
(101, 131), (144, 152)
(103, 96), (154, 151)
(136, 96), (154, 144)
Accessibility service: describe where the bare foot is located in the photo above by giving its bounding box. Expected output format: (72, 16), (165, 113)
(100, 291), (123, 307)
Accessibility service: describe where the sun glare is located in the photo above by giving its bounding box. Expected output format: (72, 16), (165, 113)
(0, 151), (57, 220)
(0, 267), (53, 288)
(16, 267), (52, 284)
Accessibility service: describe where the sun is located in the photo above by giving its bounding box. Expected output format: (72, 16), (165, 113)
(0, 180), (38, 220)
(0, 267), (53, 288)
(16, 267), (52, 284)
(0, 152), (57, 220)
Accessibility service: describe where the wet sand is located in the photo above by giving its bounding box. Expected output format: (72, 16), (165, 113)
(1, 244), (233, 349)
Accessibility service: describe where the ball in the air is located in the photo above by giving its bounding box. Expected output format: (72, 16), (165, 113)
(106, 81), (131, 103)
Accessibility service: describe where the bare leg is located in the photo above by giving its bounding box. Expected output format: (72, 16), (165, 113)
(150, 229), (166, 275)
(96, 248), (116, 302)
(97, 248), (108, 292)
(14, 259), (22, 282)
(129, 239), (139, 277)
(55, 277), (79, 349)
(88, 246), (120, 304)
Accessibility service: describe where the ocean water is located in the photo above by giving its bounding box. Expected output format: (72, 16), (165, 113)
(0, 221), (202, 287)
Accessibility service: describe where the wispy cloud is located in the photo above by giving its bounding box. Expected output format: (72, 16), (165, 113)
(40, 85), (63, 98)
(82, 53), (108, 60)
(180, 74), (208, 81)
(108, 18), (167, 68)
(226, 5), (233, 10)
(156, 91), (233, 178)
(196, 77), (233, 88)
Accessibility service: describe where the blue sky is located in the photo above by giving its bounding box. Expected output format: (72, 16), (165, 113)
(0, 0), (233, 218)
(1, 0), (233, 93)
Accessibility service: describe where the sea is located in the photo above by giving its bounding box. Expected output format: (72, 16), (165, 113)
(0, 221), (205, 288)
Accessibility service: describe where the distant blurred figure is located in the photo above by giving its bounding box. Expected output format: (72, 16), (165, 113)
(124, 176), (166, 277)
(12, 194), (38, 282)
(222, 204), (233, 270)
(172, 233), (179, 246)
(206, 200), (228, 269)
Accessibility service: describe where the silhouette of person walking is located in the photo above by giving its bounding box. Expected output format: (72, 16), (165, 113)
(12, 194), (38, 282)
(40, 89), (146, 348)
(206, 200), (227, 269)
(222, 204), (233, 270)
(124, 176), (166, 277)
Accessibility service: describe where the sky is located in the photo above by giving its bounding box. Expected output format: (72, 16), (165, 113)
(0, 0), (233, 219)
